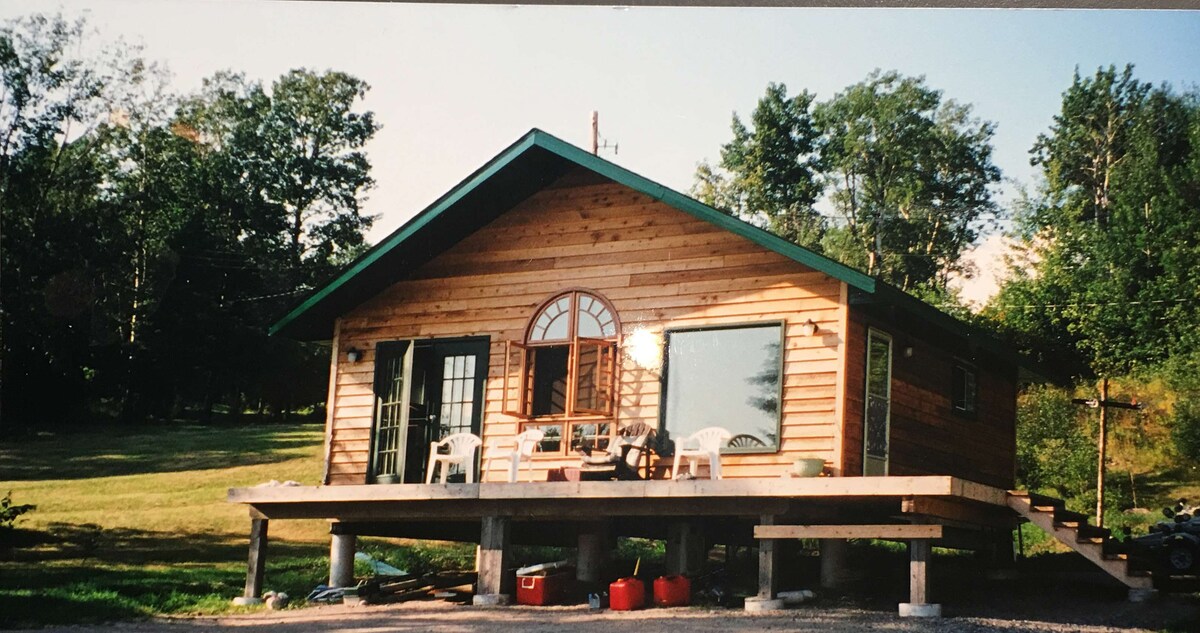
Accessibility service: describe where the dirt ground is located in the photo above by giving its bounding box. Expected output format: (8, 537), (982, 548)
(19, 580), (1200, 633)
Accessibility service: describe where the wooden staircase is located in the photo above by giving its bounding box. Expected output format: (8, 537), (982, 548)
(1008, 491), (1153, 590)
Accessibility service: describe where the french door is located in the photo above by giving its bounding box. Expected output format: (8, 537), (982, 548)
(863, 329), (893, 476)
(369, 336), (489, 483)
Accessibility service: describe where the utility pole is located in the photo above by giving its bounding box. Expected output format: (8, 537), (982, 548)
(1096, 378), (1109, 527)
(1072, 378), (1142, 528)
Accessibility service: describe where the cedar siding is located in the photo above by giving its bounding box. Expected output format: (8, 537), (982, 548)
(326, 169), (848, 484)
(841, 306), (1018, 489)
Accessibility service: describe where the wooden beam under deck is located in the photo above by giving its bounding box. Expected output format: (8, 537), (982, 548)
(754, 524), (944, 540)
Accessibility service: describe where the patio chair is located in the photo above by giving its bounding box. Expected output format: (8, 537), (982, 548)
(426, 432), (483, 484)
(578, 422), (656, 480)
(672, 426), (732, 480)
(483, 429), (546, 483)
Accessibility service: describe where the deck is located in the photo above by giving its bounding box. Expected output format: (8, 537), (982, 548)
(229, 475), (1010, 537)
(227, 476), (1016, 613)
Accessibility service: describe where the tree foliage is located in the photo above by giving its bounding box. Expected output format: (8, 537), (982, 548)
(817, 71), (1000, 291)
(1, 14), (378, 427)
(1015, 385), (1097, 502)
(694, 71), (1000, 294)
(694, 83), (825, 246)
(986, 65), (1200, 376)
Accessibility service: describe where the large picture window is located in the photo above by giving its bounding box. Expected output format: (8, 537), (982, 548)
(661, 323), (783, 453)
(503, 290), (619, 454)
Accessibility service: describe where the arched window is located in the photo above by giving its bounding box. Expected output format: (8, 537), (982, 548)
(527, 291), (618, 342)
(504, 291), (619, 454)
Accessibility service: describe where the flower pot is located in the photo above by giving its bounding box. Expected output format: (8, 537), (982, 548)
(791, 458), (824, 477)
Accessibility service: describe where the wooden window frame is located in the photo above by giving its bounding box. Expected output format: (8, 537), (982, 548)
(863, 327), (893, 476)
(658, 320), (786, 456)
(503, 290), (620, 456)
(951, 359), (979, 419)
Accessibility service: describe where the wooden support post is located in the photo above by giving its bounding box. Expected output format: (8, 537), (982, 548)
(745, 515), (784, 612)
(757, 515), (779, 599)
(898, 539), (941, 617)
(665, 521), (705, 576)
(576, 522), (609, 585)
(232, 518), (268, 605)
(329, 532), (356, 588)
(473, 515), (512, 606)
(819, 538), (848, 589)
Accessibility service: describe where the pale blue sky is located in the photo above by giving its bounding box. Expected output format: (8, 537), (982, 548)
(7, 2), (1200, 300)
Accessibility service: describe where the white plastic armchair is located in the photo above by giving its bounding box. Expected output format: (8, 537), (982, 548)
(426, 432), (483, 484)
(672, 426), (733, 480)
(483, 429), (546, 483)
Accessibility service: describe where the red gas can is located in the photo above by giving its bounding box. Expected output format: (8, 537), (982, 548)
(653, 575), (690, 607)
(608, 577), (645, 611)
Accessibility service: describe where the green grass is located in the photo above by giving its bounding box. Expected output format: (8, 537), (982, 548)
(0, 424), (340, 628)
(2, 425), (330, 541)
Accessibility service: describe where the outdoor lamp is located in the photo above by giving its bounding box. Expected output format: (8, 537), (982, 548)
(346, 347), (363, 363)
(799, 319), (819, 337)
(624, 328), (664, 371)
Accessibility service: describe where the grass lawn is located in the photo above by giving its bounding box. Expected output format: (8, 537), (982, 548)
(0, 424), (340, 629)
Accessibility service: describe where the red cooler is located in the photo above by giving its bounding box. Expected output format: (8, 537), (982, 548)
(653, 575), (690, 607)
(516, 567), (574, 606)
(609, 577), (645, 611)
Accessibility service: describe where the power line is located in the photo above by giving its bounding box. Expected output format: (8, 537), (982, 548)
(965, 297), (1199, 311)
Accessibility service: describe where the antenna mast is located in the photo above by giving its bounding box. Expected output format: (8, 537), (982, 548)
(589, 111), (618, 156)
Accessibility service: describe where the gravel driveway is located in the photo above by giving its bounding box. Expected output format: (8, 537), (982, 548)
(18, 593), (1200, 633)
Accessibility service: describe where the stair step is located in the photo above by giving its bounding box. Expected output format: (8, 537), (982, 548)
(1077, 525), (1111, 539)
(1027, 493), (1065, 509)
(1102, 553), (1129, 561)
(1054, 509), (1089, 524)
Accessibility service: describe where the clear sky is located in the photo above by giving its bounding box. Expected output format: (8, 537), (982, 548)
(7, 2), (1200, 302)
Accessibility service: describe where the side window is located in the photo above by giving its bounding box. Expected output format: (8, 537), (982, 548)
(951, 362), (978, 417)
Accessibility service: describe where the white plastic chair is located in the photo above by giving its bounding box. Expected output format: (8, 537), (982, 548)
(672, 426), (733, 480)
(483, 429), (546, 483)
(426, 432), (483, 484)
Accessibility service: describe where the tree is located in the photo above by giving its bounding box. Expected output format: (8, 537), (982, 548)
(179, 70), (379, 289)
(1, 13), (380, 427)
(989, 66), (1200, 375)
(815, 71), (1001, 292)
(0, 14), (162, 424)
(693, 83), (825, 247)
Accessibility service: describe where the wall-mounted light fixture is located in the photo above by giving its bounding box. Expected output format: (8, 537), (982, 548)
(346, 347), (363, 363)
(798, 319), (819, 337)
(624, 328), (664, 371)
(903, 346), (915, 358)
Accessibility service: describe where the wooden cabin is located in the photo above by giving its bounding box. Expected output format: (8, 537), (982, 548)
(276, 129), (1020, 489)
(230, 129), (1034, 614)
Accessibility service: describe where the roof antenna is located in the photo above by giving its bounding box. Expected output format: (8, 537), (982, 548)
(590, 111), (618, 156)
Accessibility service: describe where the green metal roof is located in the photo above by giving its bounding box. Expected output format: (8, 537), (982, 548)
(271, 128), (876, 340)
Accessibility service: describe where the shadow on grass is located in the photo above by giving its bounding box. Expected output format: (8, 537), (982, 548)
(0, 424), (322, 481)
(0, 523), (329, 630)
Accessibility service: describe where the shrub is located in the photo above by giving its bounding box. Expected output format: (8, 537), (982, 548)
(1016, 385), (1097, 503)
(1171, 398), (1200, 458)
(0, 491), (36, 530)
